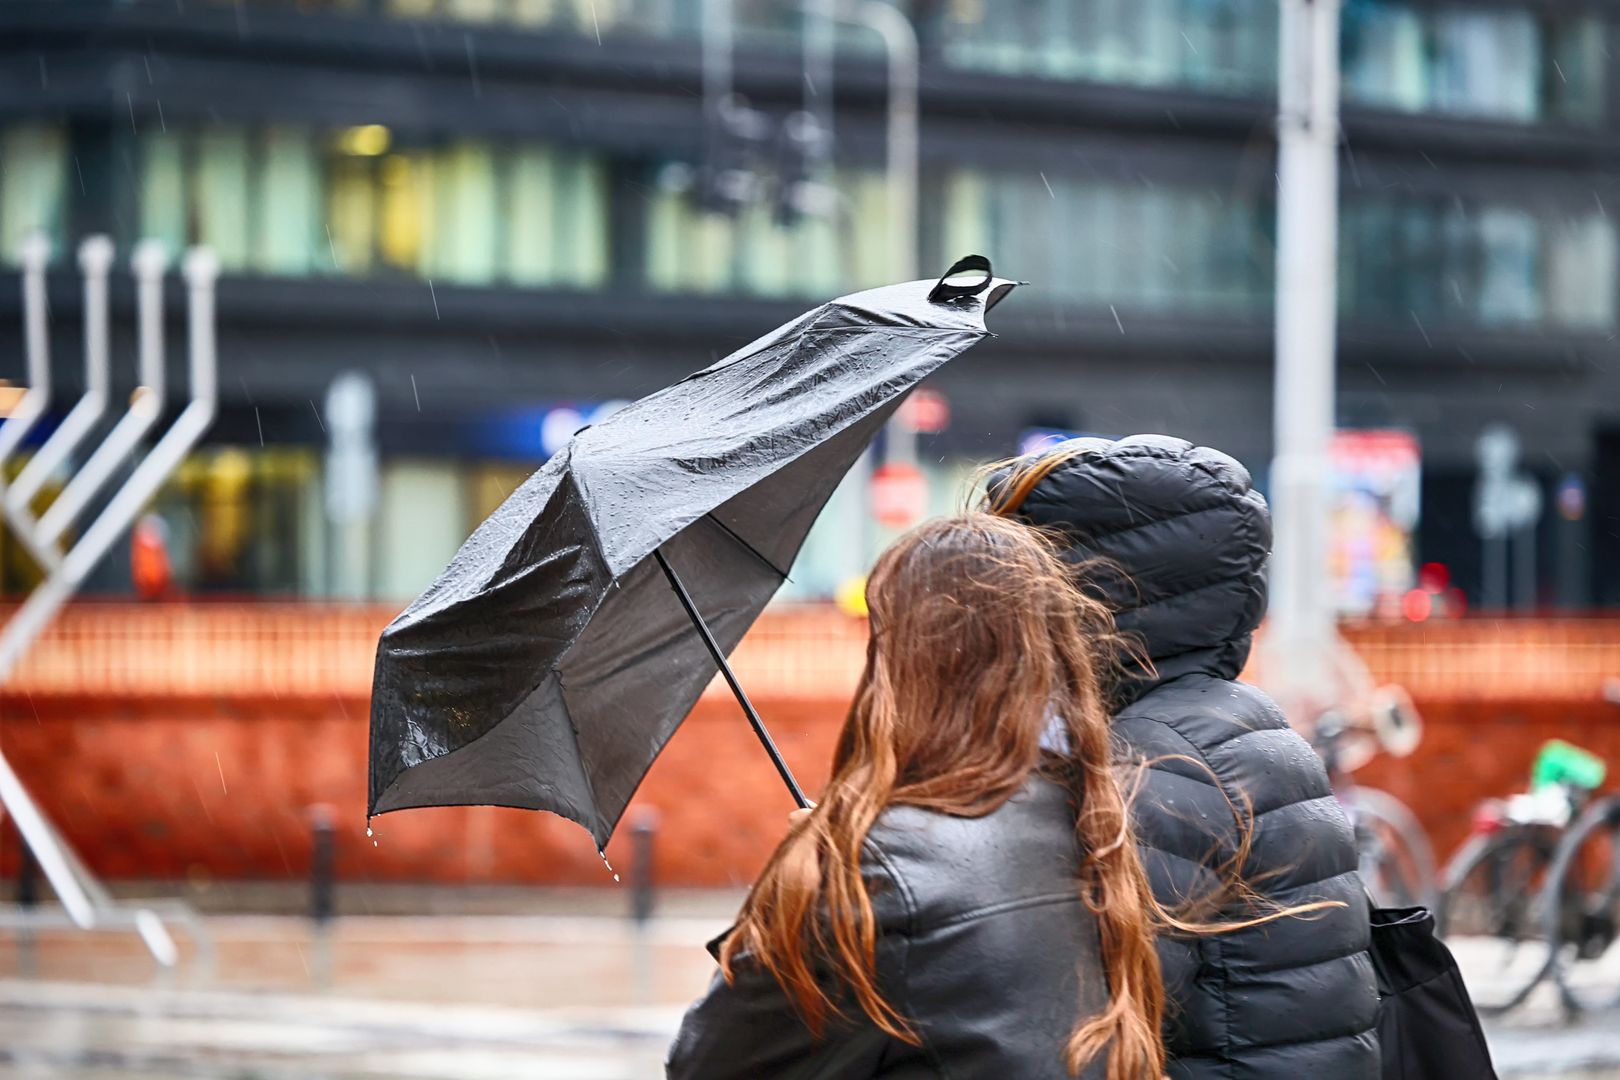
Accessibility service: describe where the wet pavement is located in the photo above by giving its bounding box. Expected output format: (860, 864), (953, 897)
(0, 892), (1612, 1078)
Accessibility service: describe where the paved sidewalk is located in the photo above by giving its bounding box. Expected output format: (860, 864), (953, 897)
(0, 903), (1612, 1078)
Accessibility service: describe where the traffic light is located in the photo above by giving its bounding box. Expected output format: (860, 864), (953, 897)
(694, 94), (772, 216)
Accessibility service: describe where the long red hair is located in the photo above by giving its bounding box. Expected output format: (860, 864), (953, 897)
(723, 513), (1169, 1079)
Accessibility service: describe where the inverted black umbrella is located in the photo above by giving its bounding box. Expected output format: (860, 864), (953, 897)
(367, 257), (1018, 849)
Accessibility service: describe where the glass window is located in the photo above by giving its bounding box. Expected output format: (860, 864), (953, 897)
(431, 141), (500, 285)
(938, 165), (1272, 315)
(640, 160), (890, 298)
(195, 128), (252, 271)
(1342, 2), (1605, 126)
(375, 459), (472, 602)
(935, 0), (1277, 97)
(257, 125), (321, 276)
(132, 123), (611, 289)
(138, 130), (189, 260)
(1341, 194), (1614, 331)
(0, 123), (71, 265)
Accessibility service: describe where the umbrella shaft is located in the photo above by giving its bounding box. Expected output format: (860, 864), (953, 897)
(654, 548), (809, 809)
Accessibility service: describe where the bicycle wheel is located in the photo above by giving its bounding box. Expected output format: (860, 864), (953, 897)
(1436, 825), (1558, 1015)
(1545, 795), (1620, 1013)
(1346, 786), (1439, 909)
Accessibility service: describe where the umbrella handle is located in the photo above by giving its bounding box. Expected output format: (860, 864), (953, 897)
(928, 254), (994, 304)
(654, 548), (810, 809)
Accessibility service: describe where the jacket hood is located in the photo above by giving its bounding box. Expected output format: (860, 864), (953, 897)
(1005, 434), (1271, 706)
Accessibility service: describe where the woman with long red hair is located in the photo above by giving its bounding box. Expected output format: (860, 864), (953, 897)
(666, 512), (1301, 1079)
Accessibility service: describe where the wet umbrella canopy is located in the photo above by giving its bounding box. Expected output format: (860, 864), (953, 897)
(367, 258), (1018, 848)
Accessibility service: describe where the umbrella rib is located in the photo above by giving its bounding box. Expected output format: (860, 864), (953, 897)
(704, 512), (791, 581)
(654, 547), (809, 809)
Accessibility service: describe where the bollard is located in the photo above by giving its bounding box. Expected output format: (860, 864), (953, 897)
(630, 806), (660, 926)
(14, 827), (37, 977)
(15, 846), (38, 910)
(308, 805), (336, 926)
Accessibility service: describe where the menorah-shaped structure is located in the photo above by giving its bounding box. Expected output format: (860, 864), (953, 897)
(0, 233), (220, 970)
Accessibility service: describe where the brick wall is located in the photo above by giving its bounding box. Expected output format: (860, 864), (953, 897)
(0, 605), (1616, 887)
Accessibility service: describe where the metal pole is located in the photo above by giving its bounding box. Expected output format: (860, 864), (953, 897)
(0, 235), (54, 473)
(701, 0), (733, 122)
(858, 0), (918, 284)
(1515, 519), (1537, 611)
(37, 240), (170, 546)
(1269, 0), (1341, 710)
(9, 237), (114, 515)
(851, 1), (922, 487)
(653, 548), (808, 808)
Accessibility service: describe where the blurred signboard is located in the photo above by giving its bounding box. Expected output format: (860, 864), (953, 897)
(872, 462), (928, 529)
(1331, 429), (1421, 618)
(900, 389), (951, 434)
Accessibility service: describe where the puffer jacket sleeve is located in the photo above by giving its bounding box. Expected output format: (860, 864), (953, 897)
(665, 850), (905, 1080)
(1115, 677), (1381, 1078)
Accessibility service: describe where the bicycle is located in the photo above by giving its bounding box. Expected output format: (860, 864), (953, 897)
(1537, 718), (1620, 1015)
(1436, 740), (1603, 1015)
(1314, 692), (1437, 910)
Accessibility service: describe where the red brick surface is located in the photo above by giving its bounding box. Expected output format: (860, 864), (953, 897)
(0, 605), (1616, 886)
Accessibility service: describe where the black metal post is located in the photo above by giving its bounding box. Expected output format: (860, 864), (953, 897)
(654, 547), (808, 808)
(308, 806), (335, 927)
(630, 807), (659, 926)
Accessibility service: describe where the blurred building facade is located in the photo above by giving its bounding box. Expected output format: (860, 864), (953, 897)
(2, 0), (1619, 609)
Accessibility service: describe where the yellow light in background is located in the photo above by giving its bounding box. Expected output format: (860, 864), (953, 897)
(0, 382), (24, 418)
(338, 124), (391, 157)
(835, 575), (869, 619)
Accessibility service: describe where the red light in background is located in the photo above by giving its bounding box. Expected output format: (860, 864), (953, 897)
(1472, 801), (1506, 836)
(1418, 562), (1450, 593)
(1401, 589), (1433, 622)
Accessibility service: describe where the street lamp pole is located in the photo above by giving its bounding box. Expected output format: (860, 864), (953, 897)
(1269, 0), (1341, 712)
(850, 1), (920, 478)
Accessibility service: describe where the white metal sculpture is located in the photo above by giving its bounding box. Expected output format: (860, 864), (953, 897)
(0, 234), (219, 971)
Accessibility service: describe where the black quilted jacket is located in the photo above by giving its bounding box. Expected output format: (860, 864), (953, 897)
(1013, 434), (1380, 1079)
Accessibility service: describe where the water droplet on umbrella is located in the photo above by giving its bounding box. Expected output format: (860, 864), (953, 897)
(366, 827), (373, 837)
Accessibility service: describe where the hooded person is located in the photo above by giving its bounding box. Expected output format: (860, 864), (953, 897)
(987, 434), (1380, 1079)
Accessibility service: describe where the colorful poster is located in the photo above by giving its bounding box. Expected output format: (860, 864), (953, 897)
(1331, 430), (1421, 618)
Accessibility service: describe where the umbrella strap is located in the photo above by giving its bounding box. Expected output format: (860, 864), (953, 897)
(654, 547), (810, 809)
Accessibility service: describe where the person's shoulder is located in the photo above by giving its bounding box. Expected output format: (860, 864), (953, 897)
(862, 778), (1083, 934)
(1115, 674), (1335, 818)
(1114, 674), (1290, 755)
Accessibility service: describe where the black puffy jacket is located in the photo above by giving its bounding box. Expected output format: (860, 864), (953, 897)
(666, 777), (1112, 1079)
(1011, 434), (1380, 1079)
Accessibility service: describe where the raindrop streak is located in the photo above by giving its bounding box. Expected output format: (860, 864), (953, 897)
(411, 374), (421, 412)
(255, 407), (264, 447)
(1110, 304), (1125, 335)
(1039, 172), (1055, 200)
(589, 2), (602, 46)
(465, 34), (482, 99)
(598, 849), (620, 883)
(428, 278), (440, 319)
(126, 91), (137, 134)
